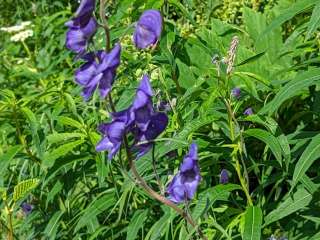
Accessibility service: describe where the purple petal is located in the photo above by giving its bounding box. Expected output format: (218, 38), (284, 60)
(75, 0), (96, 17)
(66, 29), (87, 54)
(138, 74), (153, 96)
(99, 70), (114, 99)
(75, 60), (97, 85)
(180, 143), (198, 172)
(96, 43), (121, 72)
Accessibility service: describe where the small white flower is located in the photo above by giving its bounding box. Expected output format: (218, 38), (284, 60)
(10, 30), (33, 42)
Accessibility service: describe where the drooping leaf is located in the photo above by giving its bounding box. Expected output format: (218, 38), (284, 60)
(260, 69), (320, 115)
(291, 133), (320, 190)
(264, 187), (312, 226)
(306, 2), (320, 40)
(43, 139), (84, 168)
(244, 129), (283, 166)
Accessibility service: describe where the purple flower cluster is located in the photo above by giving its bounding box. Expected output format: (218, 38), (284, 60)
(66, 0), (163, 101)
(96, 75), (168, 159)
(167, 143), (201, 203)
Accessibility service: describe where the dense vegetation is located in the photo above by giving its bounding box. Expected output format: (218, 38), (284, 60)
(1, 0), (320, 239)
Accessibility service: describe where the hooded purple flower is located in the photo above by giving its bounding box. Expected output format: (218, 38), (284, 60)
(232, 87), (241, 99)
(133, 10), (162, 49)
(96, 109), (130, 160)
(220, 169), (229, 184)
(65, 0), (97, 54)
(130, 75), (168, 157)
(244, 107), (253, 116)
(167, 143), (201, 203)
(75, 43), (121, 101)
(21, 202), (33, 215)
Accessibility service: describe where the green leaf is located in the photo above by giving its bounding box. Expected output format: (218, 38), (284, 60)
(57, 116), (83, 129)
(43, 139), (84, 168)
(235, 52), (266, 67)
(264, 187), (312, 226)
(47, 132), (85, 144)
(126, 209), (148, 240)
(306, 3), (320, 39)
(145, 207), (175, 240)
(244, 129), (283, 166)
(0, 145), (23, 177)
(260, 69), (320, 115)
(13, 178), (39, 202)
(74, 191), (115, 232)
(21, 107), (43, 158)
(176, 58), (196, 89)
(260, 0), (316, 38)
(44, 210), (64, 239)
(291, 133), (320, 190)
(243, 206), (263, 240)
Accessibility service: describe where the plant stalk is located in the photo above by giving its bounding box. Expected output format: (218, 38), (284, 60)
(99, 0), (111, 52)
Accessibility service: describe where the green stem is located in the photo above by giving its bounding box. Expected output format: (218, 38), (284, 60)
(4, 201), (13, 240)
(21, 41), (32, 59)
(99, 0), (111, 52)
(224, 99), (253, 206)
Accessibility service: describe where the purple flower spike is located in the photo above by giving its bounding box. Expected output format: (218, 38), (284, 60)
(232, 87), (241, 99)
(133, 10), (163, 49)
(75, 43), (121, 101)
(65, 0), (97, 55)
(220, 169), (229, 184)
(167, 143), (201, 203)
(21, 202), (33, 215)
(244, 107), (254, 116)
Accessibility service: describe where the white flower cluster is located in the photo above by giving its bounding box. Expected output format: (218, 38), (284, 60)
(0, 21), (33, 42)
(10, 30), (33, 42)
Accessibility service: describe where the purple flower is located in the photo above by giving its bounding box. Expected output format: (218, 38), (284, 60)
(133, 112), (168, 157)
(95, 109), (130, 160)
(231, 87), (241, 99)
(65, 0), (97, 54)
(133, 10), (163, 49)
(21, 202), (33, 215)
(75, 43), (121, 101)
(244, 107), (253, 116)
(220, 169), (229, 184)
(131, 74), (154, 131)
(167, 143), (201, 203)
(130, 75), (168, 157)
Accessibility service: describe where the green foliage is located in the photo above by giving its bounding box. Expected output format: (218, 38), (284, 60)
(1, 0), (320, 239)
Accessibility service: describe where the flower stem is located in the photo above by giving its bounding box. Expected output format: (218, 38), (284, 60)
(99, 0), (111, 52)
(224, 99), (253, 206)
(123, 136), (207, 240)
(152, 143), (163, 194)
(21, 41), (32, 59)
